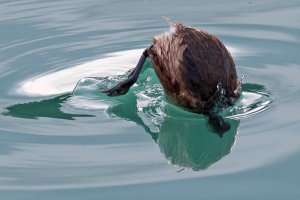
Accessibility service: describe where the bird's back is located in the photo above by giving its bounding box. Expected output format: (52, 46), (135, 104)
(148, 23), (239, 113)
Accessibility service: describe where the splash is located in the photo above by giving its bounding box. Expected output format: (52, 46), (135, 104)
(72, 66), (272, 123)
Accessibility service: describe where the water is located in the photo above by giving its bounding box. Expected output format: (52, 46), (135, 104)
(1, 0), (300, 199)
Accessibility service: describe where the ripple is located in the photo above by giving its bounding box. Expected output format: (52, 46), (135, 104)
(225, 84), (273, 120)
(1, 48), (277, 190)
(2, 5), (300, 192)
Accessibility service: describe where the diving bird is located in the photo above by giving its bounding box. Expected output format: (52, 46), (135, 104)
(101, 19), (240, 133)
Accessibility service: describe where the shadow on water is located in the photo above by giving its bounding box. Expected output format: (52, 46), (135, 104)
(3, 94), (94, 120)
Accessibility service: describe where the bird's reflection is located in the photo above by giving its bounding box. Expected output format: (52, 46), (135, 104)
(158, 116), (238, 170)
(105, 90), (239, 170)
(85, 66), (239, 170)
(76, 69), (240, 170)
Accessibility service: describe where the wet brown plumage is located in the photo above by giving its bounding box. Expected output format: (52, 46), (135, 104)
(101, 20), (240, 116)
(148, 22), (239, 114)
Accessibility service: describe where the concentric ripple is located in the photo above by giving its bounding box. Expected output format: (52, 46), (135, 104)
(1, 0), (300, 194)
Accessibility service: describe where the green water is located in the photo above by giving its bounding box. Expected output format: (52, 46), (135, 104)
(1, 0), (300, 199)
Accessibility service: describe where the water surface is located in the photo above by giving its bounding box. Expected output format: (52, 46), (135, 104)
(1, 0), (300, 199)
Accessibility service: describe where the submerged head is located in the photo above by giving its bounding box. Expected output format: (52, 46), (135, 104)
(148, 19), (239, 114)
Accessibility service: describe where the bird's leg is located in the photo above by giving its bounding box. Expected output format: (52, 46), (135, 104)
(101, 47), (150, 96)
